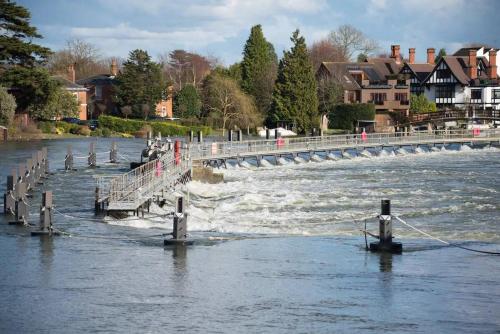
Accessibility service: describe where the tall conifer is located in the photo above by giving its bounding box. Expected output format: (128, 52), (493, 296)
(241, 25), (277, 116)
(269, 30), (319, 133)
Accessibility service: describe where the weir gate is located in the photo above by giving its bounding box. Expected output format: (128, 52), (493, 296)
(95, 129), (500, 214)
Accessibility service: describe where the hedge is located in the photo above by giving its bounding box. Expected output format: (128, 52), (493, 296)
(328, 103), (375, 131)
(98, 115), (212, 136)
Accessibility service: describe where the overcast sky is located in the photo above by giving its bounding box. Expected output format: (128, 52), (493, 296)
(18, 0), (500, 65)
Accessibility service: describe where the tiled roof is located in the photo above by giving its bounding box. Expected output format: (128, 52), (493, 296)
(406, 63), (434, 82)
(52, 76), (88, 91)
(77, 74), (116, 86)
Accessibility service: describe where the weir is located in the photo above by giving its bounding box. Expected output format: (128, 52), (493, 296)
(93, 129), (500, 216)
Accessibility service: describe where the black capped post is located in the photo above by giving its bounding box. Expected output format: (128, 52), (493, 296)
(164, 195), (191, 246)
(266, 129), (270, 140)
(369, 199), (403, 253)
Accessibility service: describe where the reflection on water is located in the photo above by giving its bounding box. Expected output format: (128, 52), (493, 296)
(378, 252), (393, 273)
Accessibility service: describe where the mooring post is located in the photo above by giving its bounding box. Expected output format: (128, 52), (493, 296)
(164, 195), (190, 245)
(197, 131), (203, 143)
(38, 150), (47, 178)
(88, 142), (97, 167)
(319, 128), (323, 137)
(19, 164), (26, 184)
(369, 199), (402, 253)
(274, 129), (279, 139)
(228, 129), (233, 142)
(266, 129), (270, 140)
(65, 145), (74, 171)
(32, 152), (40, 182)
(42, 147), (49, 176)
(94, 186), (100, 213)
(188, 131), (194, 143)
(110, 141), (118, 163)
(237, 130), (242, 142)
(11, 182), (28, 225)
(26, 158), (34, 190)
(3, 174), (16, 214)
(31, 191), (55, 236)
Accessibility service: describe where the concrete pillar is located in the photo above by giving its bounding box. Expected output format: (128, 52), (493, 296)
(369, 199), (402, 253)
(88, 142), (97, 167)
(188, 131), (194, 143)
(228, 130), (233, 142)
(266, 129), (270, 140)
(110, 141), (118, 163)
(274, 129), (279, 139)
(237, 130), (242, 141)
(65, 146), (74, 171)
(197, 131), (203, 143)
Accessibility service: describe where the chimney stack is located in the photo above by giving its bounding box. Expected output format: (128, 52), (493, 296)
(468, 49), (477, 80)
(409, 48), (415, 64)
(110, 59), (118, 76)
(427, 48), (435, 64)
(67, 63), (76, 83)
(488, 49), (497, 80)
(391, 45), (401, 64)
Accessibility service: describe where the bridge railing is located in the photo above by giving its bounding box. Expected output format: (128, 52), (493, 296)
(96, 146), (192, 209)
(190, 128), (500, 160)
(411, 109), (500, 123)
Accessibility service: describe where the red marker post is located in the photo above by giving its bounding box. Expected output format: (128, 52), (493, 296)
(174, 140), (181, 165)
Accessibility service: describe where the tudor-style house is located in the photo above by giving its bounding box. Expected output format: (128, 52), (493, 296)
(399, 48), (435, 95)
(422, 46), (499, 110)
(316, 45), (410, 132)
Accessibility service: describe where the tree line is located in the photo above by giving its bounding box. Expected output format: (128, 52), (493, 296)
(0, 0), (442, 133)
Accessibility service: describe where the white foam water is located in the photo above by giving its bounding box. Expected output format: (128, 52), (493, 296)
(310, 154), (322, 162)
(396, 148), (408, 155)
(294, 156), (306, 164)
(359, 150), (372, 158)
(460, 144), (472, 151)
(342, 151), (352, 159)
(277, 157), (289, 165)
(239, 160), (254, 169)
(415, 147), (426, 154)
(327, 153), (339, 160)
(259, 159), (273, 167)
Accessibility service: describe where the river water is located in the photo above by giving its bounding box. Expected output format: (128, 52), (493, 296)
(0, 138), (499, 333)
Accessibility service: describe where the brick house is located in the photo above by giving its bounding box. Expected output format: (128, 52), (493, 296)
(77, 59), (173, 119)
(317, 45), (410, 132)
(53, 64), (88, 120)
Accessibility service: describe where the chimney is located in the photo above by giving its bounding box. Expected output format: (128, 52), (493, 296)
(409, 48), (415, 64)
(427, 48), (435, 64)
(67, 63), (75, 83)
(468, 49), (477, 80)
(488, 49), (497, 80)
(391, 45), (401, 64)
(110, 58), (118, 76)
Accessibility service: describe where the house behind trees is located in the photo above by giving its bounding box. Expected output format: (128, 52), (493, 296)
(317, 45), (410, 132)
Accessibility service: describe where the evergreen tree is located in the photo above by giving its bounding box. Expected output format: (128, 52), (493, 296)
(1, 66), (61, 118)
(436, 48), (447, 63)
(174, 84), (201, 119)
(269, 30), (319, 133)
(115, 49), (165, 119)
(0, 86), (17, 126)
(241, 25), (277, 116)
(0, 0), (52, 66)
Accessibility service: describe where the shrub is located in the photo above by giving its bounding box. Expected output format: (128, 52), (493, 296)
(328, 103), (375, 131)
(38, 121), (56, 134)
(101, 127), (111, 137)
(75, 125), (91, 136)
(98, 115), (212, 137)
(134, 124), (153, 138)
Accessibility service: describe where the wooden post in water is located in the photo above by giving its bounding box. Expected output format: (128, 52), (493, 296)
(88, 142), (97, 167)
(65, 146), (74, 171)
(32, 191), (57, 236)
(110, 141), (118, 163)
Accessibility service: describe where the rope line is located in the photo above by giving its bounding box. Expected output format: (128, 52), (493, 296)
(53, 207), (173, 222)
(393, 215), (500, 255)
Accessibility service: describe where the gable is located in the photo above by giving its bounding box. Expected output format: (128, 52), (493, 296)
(424, 58), (464, 85)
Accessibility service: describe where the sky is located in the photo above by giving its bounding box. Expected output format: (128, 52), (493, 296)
(17, 0), (500, 65)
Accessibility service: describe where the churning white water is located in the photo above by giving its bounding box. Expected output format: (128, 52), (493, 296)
(105, 145), (499, 242)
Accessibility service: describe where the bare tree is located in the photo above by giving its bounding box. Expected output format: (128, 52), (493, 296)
(141, 104), (151, 120)
(159, 50), (214, 91)
(203, 74), (259, 135)
(47, 39), (109, 80)
(328, 25), (379, 61)
(309, 39), (346, 70)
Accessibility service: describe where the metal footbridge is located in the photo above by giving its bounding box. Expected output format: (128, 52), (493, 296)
(96, 129), (500, 212)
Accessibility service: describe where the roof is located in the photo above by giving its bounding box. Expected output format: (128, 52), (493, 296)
(52, 76), (88, 91)
(423, 55), (498, 85)
(319, 58), (404, 90)
(405, 63), (434, 82)
(76, 74), (116, 86)
(453, 45), (497, 56)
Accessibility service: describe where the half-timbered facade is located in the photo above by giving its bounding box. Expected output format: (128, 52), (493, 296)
(422, 46), (500, 110)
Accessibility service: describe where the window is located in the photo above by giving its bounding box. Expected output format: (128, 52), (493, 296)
(411, 85), (424, 95)
(435, 85), (455, 99)
(370, 93), (387, 105)
(470, 89), (482, 100)
(95, 86), (103, 100)
(395, 93), (409, 105)
(492, 89), (500, 102)
(436, 69), (451, 79)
